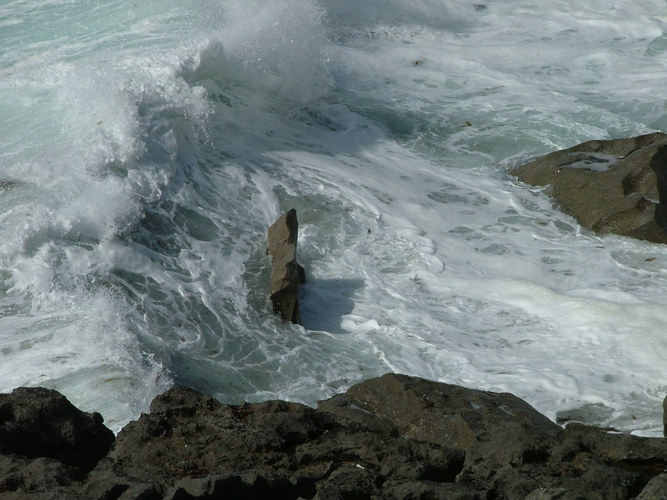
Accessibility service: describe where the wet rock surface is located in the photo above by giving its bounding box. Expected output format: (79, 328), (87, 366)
(1, 374), (665, 499)
(512, 132), (667, 243)
(267, 208), (305, 324)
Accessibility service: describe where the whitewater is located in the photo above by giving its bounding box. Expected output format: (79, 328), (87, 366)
(0, 0), (665, 436)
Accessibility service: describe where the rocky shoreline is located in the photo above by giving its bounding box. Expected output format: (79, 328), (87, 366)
(1, 373), (666, 499)
(3, 134), (667, 499)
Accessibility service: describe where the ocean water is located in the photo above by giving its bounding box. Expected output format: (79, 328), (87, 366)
(1, 0), (666, 436)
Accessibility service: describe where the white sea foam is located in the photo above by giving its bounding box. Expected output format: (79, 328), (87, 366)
(0, 0), (665, 435)
(190, 0), (332, 108)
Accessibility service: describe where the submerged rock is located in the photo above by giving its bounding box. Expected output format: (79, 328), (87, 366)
(267, 208), (305, 324)
(512, 132), (667, 243)
(1, 375), (666, 499)
(0, 179), (21, 190)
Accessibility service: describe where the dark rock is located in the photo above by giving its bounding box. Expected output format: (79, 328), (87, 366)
(84, 385), (474, 498)
(512, 132), (667, 243)
(319, 373), (667, 499)
(318, 372), (561, 464)
(654, 146), (667, 232)
(380, 480), (480, 500)
(0, 455), (84, 498)
(0, 387), (114, 472)
(267, 209), (305, 324)
(636, 472), (667, 500)
(524, 487), (569, 500)
(1, 376), (666, 498)
(78, 468), (163, 500)
(551, 423), (667, 499)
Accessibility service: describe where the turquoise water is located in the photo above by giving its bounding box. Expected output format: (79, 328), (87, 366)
(1, 0), (666, 435)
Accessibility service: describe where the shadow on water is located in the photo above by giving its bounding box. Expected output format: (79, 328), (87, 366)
(299, 277), (365, 334)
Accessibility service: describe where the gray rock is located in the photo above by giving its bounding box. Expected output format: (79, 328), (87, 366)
(512, 132), (667, 242)
(267, 209), (305, 324)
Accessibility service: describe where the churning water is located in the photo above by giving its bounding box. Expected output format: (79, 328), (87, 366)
(1, 0), (666, 435)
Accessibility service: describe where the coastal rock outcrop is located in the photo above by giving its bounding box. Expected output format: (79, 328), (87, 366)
(320, 374), (667, 499)
(0, 387), (113, 473)
(267, 209), (305, 324)
(1, 375), (666, 499)
(512, 132), (667, 243)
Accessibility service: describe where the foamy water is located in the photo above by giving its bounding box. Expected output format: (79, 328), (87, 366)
(0, 0), (665, 435)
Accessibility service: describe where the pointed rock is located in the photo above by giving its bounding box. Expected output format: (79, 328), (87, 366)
(267, 209), (305, 324)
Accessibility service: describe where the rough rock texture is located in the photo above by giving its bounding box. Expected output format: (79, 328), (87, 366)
(0, 387), (114, 472)
(90, 387), (468, 499)
(319, 373), (561, 455)
(637, 473), (667, 500)
(0, 455), (84, 499)
(321, 374), (667, 499)
(267, 208), (305, 324)
(1, 375), (666, 499)
(512, 132), (667, 243)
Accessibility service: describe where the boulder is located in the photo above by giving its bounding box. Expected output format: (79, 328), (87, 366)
(319, 373), (667, 499)
(267, 208), (305, 324)
(0, 387), (114, 472)
(512, 132), (667, 243)
(318, 372), (561, 465)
